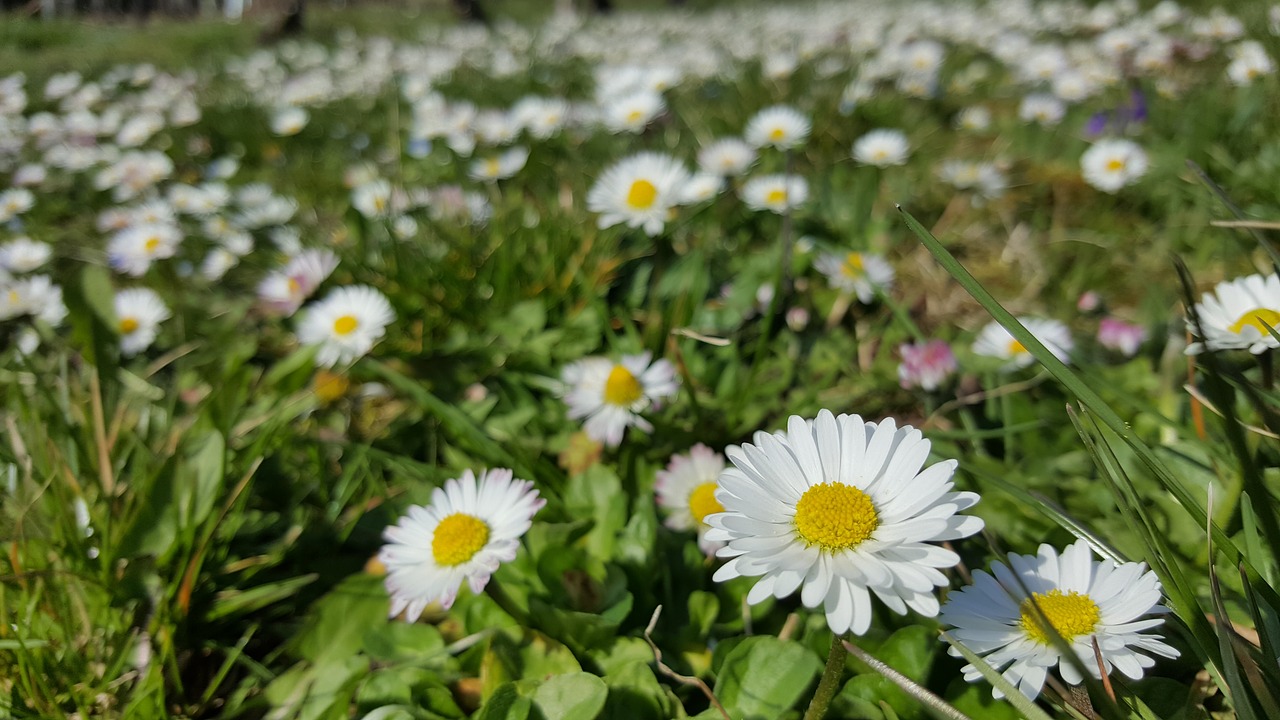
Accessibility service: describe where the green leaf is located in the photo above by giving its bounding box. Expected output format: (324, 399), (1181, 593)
(564, 465), (628, 562)
(361, 620), (446, 664)
(600, 661), (668, 720)
(475, 682), (532, 720)
(206, 574), (318, 621)
(713, 636), (822, 720)
(294, 573), (389, 666)
(530, 672), (607, 720)
(180, 429), (225, 531)
(687, 591), (720, 639)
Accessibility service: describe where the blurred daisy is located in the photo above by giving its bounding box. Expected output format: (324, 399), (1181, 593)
(0, 237), (51, 273)
(655, 444), (727, 555)
(697, 138), (757, 177)
(706, 411), (984, 635)
(1081, 139), (1148, 193)
(973, 317), (1074, 370)
(0, 189), (35, 222)
(586, 152), (690, 236)
(107, 223), (182, 277)
(941, 539), (1178, 700)
(559, 352), (678, 447)
(678, 173), (726, 205)
(115, 287), (170, 357)
(898, 339), (958, 391)
(740, 174), (808, 214)
(380, 468), (544, 620)
(1018, 94), (1066, 126)
(297, 285), (395, 368)
(468, 146), (529, 183)
(1186, 273), (1280, 355)
(1097, 317), (1147, 357)
(602, 90), (665, 134)
(852, 129), (910, 167)
(814, 250), (894, 303)
(352, 179), (393, 219)
(258, 248), (339, 316)
(271, 106), (309, 136)
(744, 105), (811, 150)
(955, 106), (992, 132)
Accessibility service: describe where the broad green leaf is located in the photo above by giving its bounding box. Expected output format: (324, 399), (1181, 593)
(474, 683), (531, 720)
(600, 661), (668, 720)
(713, 636), (822, 720)
(294, 573), (389, 666)
(530, 672), (607, 720)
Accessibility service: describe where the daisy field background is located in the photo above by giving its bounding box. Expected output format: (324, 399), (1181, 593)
(2, 0), (1280, 718)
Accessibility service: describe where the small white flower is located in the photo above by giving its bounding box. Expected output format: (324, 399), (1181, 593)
(852, 129), (910, 167)
(697, 138), (758, 177)
(271, 106), (309, 136)
(655, 444), (728, 555)
(468, 146), (529, 183)
(602, 90), (665, 134)
(0, 237), (52, 273)
(259, 248), (339, 316)
(814, 251), (895, 303)
(0, 189), (35, 222)
(380, 468), (544, 619)
(586, 153), (690, 236)
(744, 105), (811, 150)
(559, 353), (678, 447)
(740, 174), (808, 214)
(941, 539), (1179, 700)
(114, 287), (170, 357)
(707, 411), (984, 635)
(1081, 139), (1148, 193)
(296, 285), (395, 368)
(678, 173), (726, 205)
(1018, 94), (1066, 126)
(107, 223), (182, 277)
(352, 179), (393, 218)
(1186, 273), (1280, 355)
(973, 317), (1074, 371)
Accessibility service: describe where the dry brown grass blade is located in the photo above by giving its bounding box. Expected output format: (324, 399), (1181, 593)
(644, 605), (731, 720)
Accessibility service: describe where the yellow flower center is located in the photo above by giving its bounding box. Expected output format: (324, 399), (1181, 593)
(688, 482), (724, 525)
(603, 364), (644, 406)
(119, 317), (139, 334)
(431, 512), (490, 566)
(1007, 339), (1027, 355)
(1229, 308), (1280, 336)
(333, 314), (359, 336)
(1019, 590), (1101, 645)
(793, 483), (879, 552)
(765, 188), (787, 205)
(626, 179), (658, 210)
(626, 109), (644, 123)
(873, 148), (889, 161)
(769, 127), (786, 142)
(373, 196), (387, 212)
(144, 237), (161, 253)
(842, 252), (865, 278)
(287, 277), (302, 294)
(1105, 158), (1126, 172)
(485, 158), (501, 176)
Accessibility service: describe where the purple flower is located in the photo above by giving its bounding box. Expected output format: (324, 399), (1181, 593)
(1097, 317), (1147, 357)
(898, 340), (958, 391)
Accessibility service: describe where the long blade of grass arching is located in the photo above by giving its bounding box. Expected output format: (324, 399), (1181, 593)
(1239, 561), (1280, 674)
(938, 632), (1055, 720)
(1185, 160), (1280, 274)
(900, 206), (1280, 611)
(1209, 543), (1264, 720)
(841, 640), (975, 720)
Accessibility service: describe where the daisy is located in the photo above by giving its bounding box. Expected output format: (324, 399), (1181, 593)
(697, 138), (757, 177)
(351, 179), (393, 219)
(940, 539), (1179, 700)
(655, 444), (728, 554)
(559, 352), (678, 447)
(705, 411), (984, 635)
(678, 173), (726, 205)
(852, 129), (910, 168)
(955, 106), (992, 132)
(467, 146), (529, 183)
(602, 90), (665, 134)
(0, 188), (35, 223)
(296, 285), (395, 368)
(972, 317), (1074, 371)
(258, 248), (340, 316)
(1080, 139), (1148, 193)
(814, 250), (895, 303)
(114, 287), (170, 357)
(271, 106), (309, 136)
(1186, 273), (1280, 355)
(106, 223), (182, 277)
(1097, 317), (1147, 357)
(743, 105), (811, 151)
(0, 237), (52, 273)
(380, 468), (545, 620)
(1018, 94), (1066, 126)
(586, 153), (690, 236)
(740, 174), (808, 214)
(898, 339), (958, 391)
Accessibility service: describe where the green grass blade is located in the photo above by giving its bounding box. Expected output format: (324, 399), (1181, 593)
(939, 632), (1055, 720)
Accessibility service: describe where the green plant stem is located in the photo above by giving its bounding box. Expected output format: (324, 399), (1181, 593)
(803, 634), (848, 720)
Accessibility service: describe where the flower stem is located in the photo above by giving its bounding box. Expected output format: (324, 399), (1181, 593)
(803, 633), (848, 720)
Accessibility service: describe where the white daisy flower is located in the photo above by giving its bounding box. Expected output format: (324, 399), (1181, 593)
(0, 188), (35, 222)
(468, 146), (529, 183)
(380, 468), (545, 620)
(106, 223), (182, 277)
(655, 444), (728, 555)
(296, 285), (395, 368)
(853, 129), (910, 168)
(1018, 94), (1066, 126)
(114, 287), (170, 357)
(559, 352), (679, 447)
(941, 539), (1179, 700)
(697, 138), (757, 177)
(740, 174), (808, 214)
(1081, 139), (1148, 194)
(955, 106), (992, 132)
(0, 237), (52, 273)
(744, 105), (811, 151)
(258, 248), (340, 316)
(678, 173), (726, 205)
(271, 106), (309, 136)
(706, 411), (984, 635)
(972, 317), (1074, 371)
(1186, 273), (1280, 355)
(351, 179), (393, 219)
(586, 153), (690, 237)
(602, 90), (665, 134)
(814, 251), (895, 303)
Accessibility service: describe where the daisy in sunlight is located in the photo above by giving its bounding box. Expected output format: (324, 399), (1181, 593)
(814, 250), (894, 303)
(655, 444), (727, 554)
(296, 285), (395, 368)
(559, 352), (678, 447)
(973, 317), (1073, 371)
(586, 153), (690, 236)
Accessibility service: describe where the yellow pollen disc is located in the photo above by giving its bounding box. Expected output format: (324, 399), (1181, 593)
(119, 317), (139, 334)
(287, 277), (302, 294)
(1007, 339), (1027, 355)
(1229, 308), (1280, 336)
(765, 188), (788, 205)
(7, 290), (18, 304)
(431, 513), (490, 567)
(485, 158), (501, 176)
(688, 482), (724, 525)
(603, 364), (644, 406)
(1019, 590), (1101, 645)
(873, 149), (888, 161)
(626, 109), (644, 123)
(1105, 158), (1126, 172)
(769, 127), (786, 142)
(144, 237), (161, 253)
(842, 252), (865, 278)
(626, 179), (658, 210)
(793, 483), (879, 552)
(373, 196), (387, 212)
(333, 314), (359, 336)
